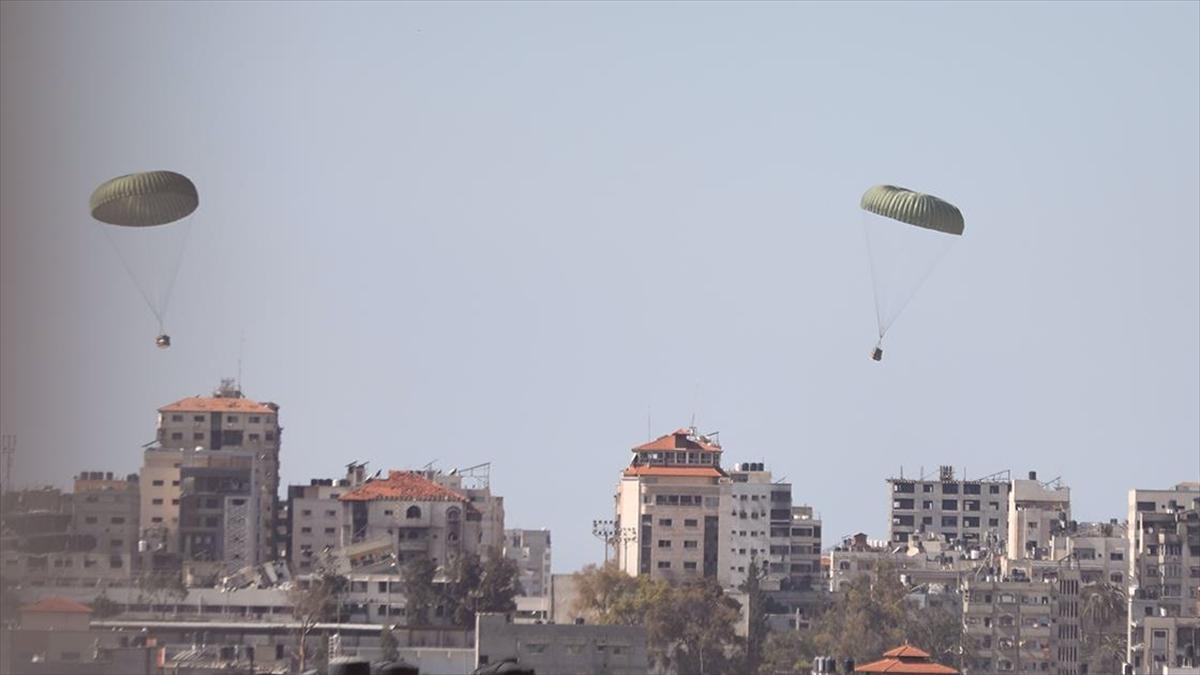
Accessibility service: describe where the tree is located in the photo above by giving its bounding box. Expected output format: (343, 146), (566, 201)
(1080, 582), (1126, 674)
(380, 627), (399, 662)
(442, 552), (483, 626)
(760, 630), (815, 675)
(571, 562), (641, 624)
(644, 577), (742, 675)
(477, 554), (522, 614)
(401, 556), (437, 625)
(137, 570), (187, 618)
(288, 549), (348, 674)
(740, 556), (770, 674)
(91, 594), (122, 619)
(570, 566), (743, 673)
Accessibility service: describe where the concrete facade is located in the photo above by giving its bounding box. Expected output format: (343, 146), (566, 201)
(1128, 483), (1200, 673)
(503, 528), (552, 597)
(71, 472), (140, 561)
(1008, 473), (1072, 561)
(475, 612), (649, 675)
(615, 428), (725, 580)
(153, 381), (282, 563)
(718, 463), (822, 593)
(887, 467), (1010, 546)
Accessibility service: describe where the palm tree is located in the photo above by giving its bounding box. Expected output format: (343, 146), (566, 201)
(1080, 582), (1126, 673)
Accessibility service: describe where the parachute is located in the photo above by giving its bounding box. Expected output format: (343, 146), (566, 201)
(90, 171), (199, 348)
(860, 185), (964, 361)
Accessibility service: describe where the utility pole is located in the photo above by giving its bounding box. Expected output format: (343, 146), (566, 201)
(0, 434), (15, 494)
(592, 520), (616, 564)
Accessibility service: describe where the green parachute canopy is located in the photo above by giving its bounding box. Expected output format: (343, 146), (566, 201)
(90, 171), (198, 227)
(860, 184), (964, 236)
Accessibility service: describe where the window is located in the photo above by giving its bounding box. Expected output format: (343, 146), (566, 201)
(170, 432), (183, 440)
(990, 485), (1001, 494)
(989, 518), (999, 527)
(110, 517), (126, 524)
(302, 509), (312, 516)
(171, 414), (184, 422)
(406, 506), (421, 519)
(152, 498), (163, 505)
(152, 479), (164, 486)
(923, 484), (934, 493)
(942, 499), (958, 510)
(324, 528), (336, 535)
(683, 561), (697, 570)
(265, 432), (275, 441)
(325, 510), (336, 517)
(941, 483), (959, 494)
(249, 416), (261, 423)
(248, 433), (260, 442)
(226, 415), (239, 423)
(684, 540), (698, 549)
(684, 518), (698, 527)
(658, 540), (672, 548)
(193, 433), (204, 440)
(657, 561), (671, 569)
(659, 518), (673, 527)
(151, 517), (163, 523)
(301, 527), (312, 534)
(193, 415), (205, 422)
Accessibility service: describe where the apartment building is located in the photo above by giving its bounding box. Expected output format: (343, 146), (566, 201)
(430, 468), (506, 556)
(177, 463), (261, 578)
(140, 446), (269, 564)
(887, 466), (1010, 546)
(1008, 472), (1071, 561)
(1127, 483), (1200, 673)
(717, 463), (821, 593)
(1048, 520), (1128, 586)
(961, 575), (1060, 674)
(338, 470), (495, 567)
(286, 465), (366, 574)
(72, 471), (140, 561)
(504, 529), (552, 597)
(615, 428), (725, 580)
(152, 380), (281, 562)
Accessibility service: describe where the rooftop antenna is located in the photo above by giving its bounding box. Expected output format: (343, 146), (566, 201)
(237, 329), (245, 390)
(690, 381), (701, 430)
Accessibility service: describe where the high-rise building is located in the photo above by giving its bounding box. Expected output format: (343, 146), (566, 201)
(615, 428), (725, 580)
(962, 571), (1068, 674)
(178, 460), (260, 575)
(886, 466), (1011, 546)
(143, 381), (281, 565)
(1127, 483), (1200, 674)
(504, 529), (552, 597)
(1007, 472), (1071, 561)
(718, 462), (821, 593)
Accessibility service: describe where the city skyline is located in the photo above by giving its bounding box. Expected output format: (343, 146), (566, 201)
(2, 1), (1197, 575)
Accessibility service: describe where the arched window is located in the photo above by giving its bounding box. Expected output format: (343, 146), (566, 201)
(447, 507), (461, 522)
(406, 505), (421, 519)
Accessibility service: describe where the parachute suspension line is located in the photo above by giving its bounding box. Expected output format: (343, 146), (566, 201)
(157, 214), (196, 326)
(876, 238), (955, 338)
(861, 217), (886, 339)
(100, 224), (163, 327)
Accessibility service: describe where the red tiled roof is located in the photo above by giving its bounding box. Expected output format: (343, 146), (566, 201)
(623, 466), (724, 478)
(633, 428), (721, 453)
(855, 660), (958, 674)
(883, 646), (932, 659)
(21, 597), (93, 614)
(339, 471), (470, 503)
(856, 645), (958, 674)
(160, 396), (276, 414)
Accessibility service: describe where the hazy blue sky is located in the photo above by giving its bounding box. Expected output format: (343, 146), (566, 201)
(2, 1), (1197, 572)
